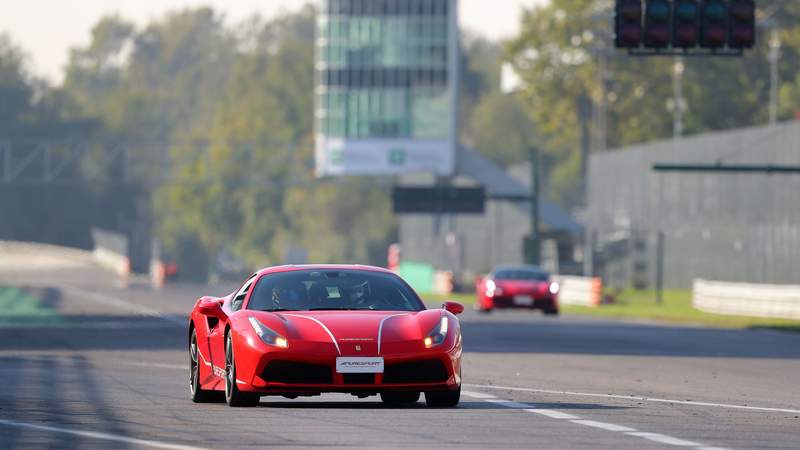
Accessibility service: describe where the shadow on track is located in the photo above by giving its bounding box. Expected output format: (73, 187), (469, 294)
(0, 355), (132, 449)
(0, 314), (185, 351)
(461, 320), (800, 359)
(254, 400), (629, 411)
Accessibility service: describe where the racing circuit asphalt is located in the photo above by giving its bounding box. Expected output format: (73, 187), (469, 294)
(0, 245), (799, 450)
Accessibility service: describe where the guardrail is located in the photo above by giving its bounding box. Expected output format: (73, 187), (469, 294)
(693, 279), (800, 320)
(552, 276), (603, 307)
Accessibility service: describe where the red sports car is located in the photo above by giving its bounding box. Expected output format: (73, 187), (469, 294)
(475, 265), (559, 315)
(188, 265), (464, 407)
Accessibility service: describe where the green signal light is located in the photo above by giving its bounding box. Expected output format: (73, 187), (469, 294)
(647, 2), (670, 21)
(705, 2), (727, 21)
(675, 3), (698, 21)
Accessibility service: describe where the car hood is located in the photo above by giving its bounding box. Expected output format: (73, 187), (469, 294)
(249, 309), (444, 356)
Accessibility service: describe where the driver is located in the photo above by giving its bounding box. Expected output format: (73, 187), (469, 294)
(347, 281), (372, 308)
(270, 282), (305, 310)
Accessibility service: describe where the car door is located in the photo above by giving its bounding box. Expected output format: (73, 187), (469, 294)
(208, 275), (256, 381)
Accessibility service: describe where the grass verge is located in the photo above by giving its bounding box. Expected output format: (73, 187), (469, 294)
(0, 287), (61, 325)
(424, 289), (800, 333)
(563, 289), (800, 332)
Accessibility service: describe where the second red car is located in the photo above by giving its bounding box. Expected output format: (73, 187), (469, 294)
(476, 265), (559, 315)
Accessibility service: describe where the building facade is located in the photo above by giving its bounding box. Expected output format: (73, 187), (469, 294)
(315, 0), (457, 176)
(587, 122), (800, 289)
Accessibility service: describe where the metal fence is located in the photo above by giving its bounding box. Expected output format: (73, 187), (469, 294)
(587, 122), (800, 289)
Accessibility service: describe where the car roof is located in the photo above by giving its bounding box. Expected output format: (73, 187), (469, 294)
(255, 264), (394, 277)
(491, 265), (548, 274)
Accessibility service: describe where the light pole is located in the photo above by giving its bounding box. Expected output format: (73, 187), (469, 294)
(769, 29), (782, 127)
(667, 57), (687, 139)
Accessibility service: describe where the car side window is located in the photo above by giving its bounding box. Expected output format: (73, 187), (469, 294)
(231, 275), (256, 311)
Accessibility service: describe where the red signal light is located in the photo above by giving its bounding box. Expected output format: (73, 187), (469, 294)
(644, 0), (672, 48)
(729, 0), (755, 49)
(701, 0), (729, 49)
(615, 0), (643, 49)
(672, 0), (700, 48)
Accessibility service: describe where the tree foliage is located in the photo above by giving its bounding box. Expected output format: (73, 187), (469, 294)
(506, 0), (800, 206)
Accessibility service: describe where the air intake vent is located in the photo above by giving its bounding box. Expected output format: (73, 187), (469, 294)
(383, 359), (449, 384)
(261, 361), (333, 384)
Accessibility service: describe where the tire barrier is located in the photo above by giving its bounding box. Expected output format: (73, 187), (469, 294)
(551, 276), (603, 307)
(693, 279), (800, 320)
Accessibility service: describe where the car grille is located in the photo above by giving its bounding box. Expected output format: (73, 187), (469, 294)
(382, 359), (449, 384)
(261, 360), (333, 384)
(343, 373), (375, 385)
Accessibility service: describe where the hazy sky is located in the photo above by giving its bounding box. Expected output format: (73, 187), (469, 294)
(0, 0), (547, 82)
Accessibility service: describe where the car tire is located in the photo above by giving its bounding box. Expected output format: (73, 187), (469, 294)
(425, 386), (460, 408)
(189, 329), (223, 403)
(543, 308), (559, 316)
(225, 333), (260, 407)
(380, 391), (421, 405)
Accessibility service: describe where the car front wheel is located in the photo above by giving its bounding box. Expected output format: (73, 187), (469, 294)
(425, 386), (460, 408)
(224, 333), (260, 407)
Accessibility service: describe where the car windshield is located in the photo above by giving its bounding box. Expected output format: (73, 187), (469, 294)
(246, 270), (425, 312)
(493, 269), (549, 282)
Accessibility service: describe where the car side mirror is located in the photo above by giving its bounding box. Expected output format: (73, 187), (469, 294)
(198, 298), (226, 319)
(442, 301), (464, 315)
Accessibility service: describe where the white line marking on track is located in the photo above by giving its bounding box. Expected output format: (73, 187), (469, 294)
(524, 409), (580, 420)
(116, 361), (186, 371)
(571, 420), (637, 432)
(464, 389), (733, 450)
(461, 390), (496, 399)
(484, 399), (532, 409)
(625, 432), (702, 447)
(61, 285), (186, 326)
(464, 383), (800, 415)
(0, 418), (213, 450)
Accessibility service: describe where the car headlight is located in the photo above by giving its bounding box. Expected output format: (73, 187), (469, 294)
(485, 279), (498, 297)
(424, 316), (449, 348)
(549, 282), (560, 295)
(249, 317), (288, 348)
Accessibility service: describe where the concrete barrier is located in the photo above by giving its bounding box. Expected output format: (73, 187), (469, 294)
(90, 228), (130, 286)
(693, 279), (800, 320)
(552, 276), (603, 307)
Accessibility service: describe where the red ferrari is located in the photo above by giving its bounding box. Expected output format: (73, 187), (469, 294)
(188, 265), (464, 407)
(475, 265), (559, 315)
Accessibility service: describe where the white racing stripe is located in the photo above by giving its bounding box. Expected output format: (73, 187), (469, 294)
(282, 314), (341, 355)
(462, 390), (732, 450)
(0, 418), (213, 450)
(464, 383), (800, 415)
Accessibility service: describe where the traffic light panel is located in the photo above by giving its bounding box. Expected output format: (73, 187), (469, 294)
(615, 0), (643, 48)
(644, 0), (672, 48)
(729, 0), (755, 48)
(616, 0), (756, 54)
(701, 0), (729, 48)
(672, 0), (700, 48)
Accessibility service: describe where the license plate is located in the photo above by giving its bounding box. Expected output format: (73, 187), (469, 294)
(336, 357), (384, 373)
(513, 295), (534, 306)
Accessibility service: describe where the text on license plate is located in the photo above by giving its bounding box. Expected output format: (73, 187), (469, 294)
(513, 295), (534, 306)
(336, 357), (385, 373)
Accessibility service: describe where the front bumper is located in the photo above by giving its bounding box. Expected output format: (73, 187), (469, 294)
(484, 294), (558, 310)
(233, 334), (461, 394)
